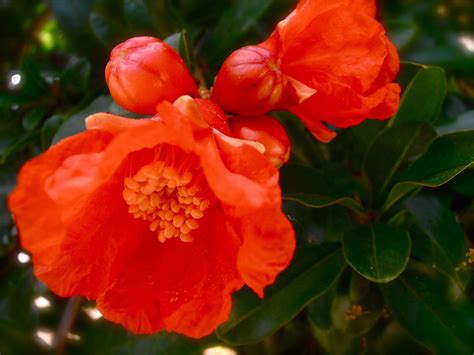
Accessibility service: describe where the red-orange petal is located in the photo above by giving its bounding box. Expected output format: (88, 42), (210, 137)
(97, 209), (244, 338)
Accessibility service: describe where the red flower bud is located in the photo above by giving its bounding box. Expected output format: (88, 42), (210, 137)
(106, 36), (198, 115)
(212, 0), (400, 142)
(211, 46), (288, 115)
(230, 115), (290, 167)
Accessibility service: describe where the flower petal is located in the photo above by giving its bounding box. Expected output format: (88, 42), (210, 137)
(97, 209), (244, 338)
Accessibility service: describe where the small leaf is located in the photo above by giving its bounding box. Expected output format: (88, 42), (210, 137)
(381, 261), (474, 354)
(383, 130), (474, 211)
(342, 224), (411, 283)
(280, 164), (363, 212)
(216, 245), (346, 345)
(364, 122), (437, 204)
(389, 66), (446, 126)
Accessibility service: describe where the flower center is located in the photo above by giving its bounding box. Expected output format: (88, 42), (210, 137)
(122, 149), (210, 243)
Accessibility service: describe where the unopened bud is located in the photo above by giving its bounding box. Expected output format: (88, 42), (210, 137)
(211, 46), (286, 115)
(230, 115), (290, 167)
(106, 36), (198, 115)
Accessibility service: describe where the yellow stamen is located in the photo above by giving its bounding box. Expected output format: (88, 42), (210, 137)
(123, 150), (211, 243)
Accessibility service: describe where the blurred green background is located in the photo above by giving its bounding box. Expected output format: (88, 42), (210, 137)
(0, 0), (473, 354)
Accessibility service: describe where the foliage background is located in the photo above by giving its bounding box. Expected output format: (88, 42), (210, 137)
(0, 0), (473, 353)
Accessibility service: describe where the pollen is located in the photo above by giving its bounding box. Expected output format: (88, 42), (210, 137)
(123, 149), (211, 243)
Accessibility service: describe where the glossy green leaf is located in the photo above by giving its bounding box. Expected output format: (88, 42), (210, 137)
(216, 245), (346, 345)
(383, 130), (474, 211)
(364, 122), (437, 203)
(206, 0), (272, 65)
(281, 164), (363, 212)
(343, 224), (411, 283)
(390, 196), (469, 289)
(381, 262), (474, 354)
(389, 66), (446, 126)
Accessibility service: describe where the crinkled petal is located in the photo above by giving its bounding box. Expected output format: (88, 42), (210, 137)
(7, 130), (148, 298)
(97, 209), (243, 338)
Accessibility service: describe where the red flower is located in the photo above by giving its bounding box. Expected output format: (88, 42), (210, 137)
(211, 0), (400, 142)
(8, 96), (295, 338)
(106, 37), (198, 115)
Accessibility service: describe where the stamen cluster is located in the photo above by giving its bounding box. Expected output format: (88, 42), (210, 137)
(122, 155), (210, 243)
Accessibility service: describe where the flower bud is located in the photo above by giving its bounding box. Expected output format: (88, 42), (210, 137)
(106, 36), (198, 115)
(211, 46), (287, 115)
(230, 115), (290, 167)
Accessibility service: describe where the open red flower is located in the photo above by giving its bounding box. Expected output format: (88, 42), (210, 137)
(212, 0), (400, 142)
(8, 96), (295, 338)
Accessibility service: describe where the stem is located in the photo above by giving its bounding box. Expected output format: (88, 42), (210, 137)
(194, 65), (210, 99)
(55, 296), (82, 355)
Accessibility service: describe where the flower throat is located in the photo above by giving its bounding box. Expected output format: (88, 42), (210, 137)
(122, 146), (211, 243)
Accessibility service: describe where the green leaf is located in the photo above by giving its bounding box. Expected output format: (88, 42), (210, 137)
(280, 164), (364, 212)
(274, 111), (329, 167)
(216, 245), (346, 345)
(41, 114), (65, 150)
(389, 66), (446, 126)
(450, 169), (474, 197)
(53, 96), (113, 144)
(22, 106), (48, 131)
(381, 261), (474, 354)
(396, 62), (424, 91)
(164, 30), (194, 73)
(206, 0), (272, 65)
(284, 203), (354, 244)
(390, 196), (469, 289)
(383, 130), (474, 211)
(343, 224), (411, 283)
(364, 122), (437, 203)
